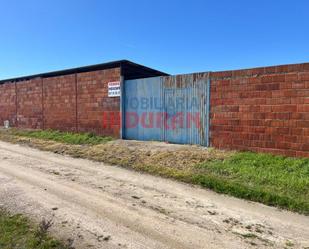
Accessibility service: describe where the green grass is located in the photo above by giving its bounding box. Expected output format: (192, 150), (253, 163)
(1, 129), (309, 214)
(119, 152), (309, 214)
(192, 152), (309, 214)
(0, 211), (68, 249)
(11, 129), (113, 145)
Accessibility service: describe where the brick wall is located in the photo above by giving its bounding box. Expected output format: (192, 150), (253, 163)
(210, 63), (309, 157)
(16, 78), (43, 129)
(0, 82), (16, 126)
(77, 68), (121, 136)
(0, 67), (121, 137)
(1, 62), (308, 157)
(43, 75), (77, 132)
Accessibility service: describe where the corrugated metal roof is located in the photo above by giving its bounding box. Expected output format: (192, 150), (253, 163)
(0, 60), (169, 84)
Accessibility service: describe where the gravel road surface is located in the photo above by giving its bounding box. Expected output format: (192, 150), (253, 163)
(0, 141), (308, 249)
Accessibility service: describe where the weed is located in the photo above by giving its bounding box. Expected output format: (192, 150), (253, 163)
(10, 129), (113, 145)
(1, 129), (309, 214)
(195, 152), (309, 214)
(285, 240), (295, 247)
(0, 211), (68, 249)
(34, 219), (53, 244)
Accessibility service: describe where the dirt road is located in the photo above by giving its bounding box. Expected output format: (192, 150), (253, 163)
(0, 141), (308, 249)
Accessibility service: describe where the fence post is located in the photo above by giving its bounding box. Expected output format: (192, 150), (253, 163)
(206, 72), (211, 147)
(120, 76), (125, 139)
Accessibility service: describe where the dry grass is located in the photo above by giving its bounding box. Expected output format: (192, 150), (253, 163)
(0, 128), (233, 170)
(0, 129), (232, 171)
(0, 209), (69, 249)
(87, 143), (231, 170)
(1, 128), (308, 214)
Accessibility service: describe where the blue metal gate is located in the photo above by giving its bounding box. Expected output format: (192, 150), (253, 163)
(123, 73), (210, 146)
(123, 77), (164, 141)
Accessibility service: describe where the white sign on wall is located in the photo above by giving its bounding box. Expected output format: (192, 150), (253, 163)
(108, 81), (121, 97)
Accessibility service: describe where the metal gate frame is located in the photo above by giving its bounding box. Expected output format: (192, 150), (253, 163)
(121, 73), (211, 146)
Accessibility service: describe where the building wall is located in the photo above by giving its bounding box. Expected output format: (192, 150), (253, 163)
(0, 63), (308, 157)
(210, 63), (309, 157)
(43, 75), (77, 132)
(0, 67), (121, 137)
(0, 82), (16, 126)
(77, 68), (121, 136)
(16, 78), (43, 129)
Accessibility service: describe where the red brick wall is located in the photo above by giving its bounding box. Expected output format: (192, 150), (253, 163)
(77, 68), (121, 136)
(210, 63), (309, 157)
(0, 67), (121, 137)
(43, 75), (77, 132)
(1, 63), (307, 157)
(0, 82), (16, 126)
(16, 78), (43, 129)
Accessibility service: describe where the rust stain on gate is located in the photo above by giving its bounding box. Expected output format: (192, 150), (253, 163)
(124, 72), (210, 146)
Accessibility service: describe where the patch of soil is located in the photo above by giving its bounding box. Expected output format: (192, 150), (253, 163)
(0, 129), (233, 172)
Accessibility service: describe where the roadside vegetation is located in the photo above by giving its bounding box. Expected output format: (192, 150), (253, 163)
(193, 152), (309, 214)
(0, 210), (69, 249)
(129, 152), (309, 215)
(0, 128), (308, 215)
(10, 129), (113, 145)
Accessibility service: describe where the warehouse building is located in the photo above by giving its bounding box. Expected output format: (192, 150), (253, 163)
(0, 60), (308, 157)
(0, 60), (167, 137)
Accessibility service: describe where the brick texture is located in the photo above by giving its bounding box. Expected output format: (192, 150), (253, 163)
(77, 68), (121, 136)
(43, 75), (77, 132)
(0, 67), (121, 137)
(0, 82), (16, 126)
(16, 78), (43, 129)
(210, 63), (309, 157)
(0, 63), (307, 157)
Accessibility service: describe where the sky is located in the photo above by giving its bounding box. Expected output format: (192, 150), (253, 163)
(0, 0), (309, 79)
